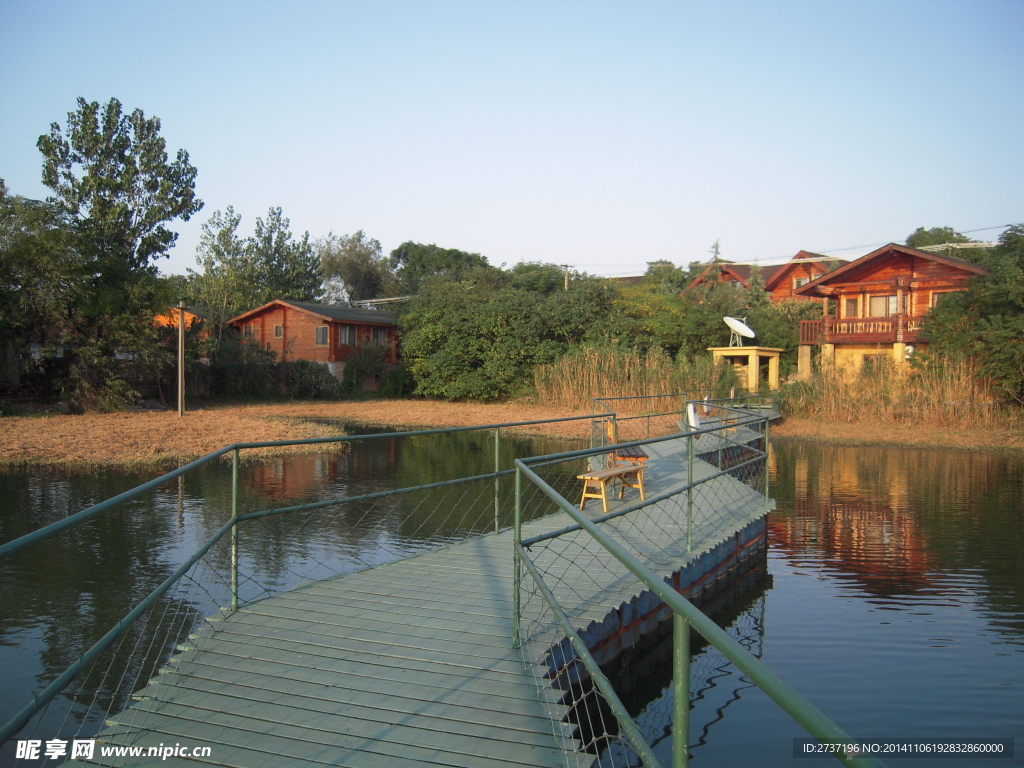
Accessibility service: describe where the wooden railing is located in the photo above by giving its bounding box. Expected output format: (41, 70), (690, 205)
(799, 315), (923, 345)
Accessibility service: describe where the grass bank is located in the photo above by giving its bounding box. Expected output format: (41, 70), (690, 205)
(4, 394), (1021, 470)
(0, 400), (589, 469)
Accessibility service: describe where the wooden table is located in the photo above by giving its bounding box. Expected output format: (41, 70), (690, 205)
(577, 464), (646, 514)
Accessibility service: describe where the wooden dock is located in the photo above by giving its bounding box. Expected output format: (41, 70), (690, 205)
(96, 436), (771, 767)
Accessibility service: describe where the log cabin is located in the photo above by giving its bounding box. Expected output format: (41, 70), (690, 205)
(686, 252), (845, 303)
(227, 300), (398, 381)
(763, 251), (847, 303)
(793, 243), (988, 375)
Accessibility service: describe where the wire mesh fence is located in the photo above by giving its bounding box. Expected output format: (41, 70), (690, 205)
(514, 408), (774, 768)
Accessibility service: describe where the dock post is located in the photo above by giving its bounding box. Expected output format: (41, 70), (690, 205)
(230, 448), (239, 612)
(673, 613), (690, 767)
(513, 465), (522, 647)
(763, 417), (770, 502)
(494, 428), (501, 532)
(686, 433), (694, 552)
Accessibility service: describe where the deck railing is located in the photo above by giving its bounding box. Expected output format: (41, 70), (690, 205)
(0, 414), (595, 753)
(799, 315), (924, 345)
(513, 399), (883, 768)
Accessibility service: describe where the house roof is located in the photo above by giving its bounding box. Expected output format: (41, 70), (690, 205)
(687, 260), (784, 289)
(794, 243), (988, 297)
(763, 251), (848, 290)
(228, 299), (397, 327)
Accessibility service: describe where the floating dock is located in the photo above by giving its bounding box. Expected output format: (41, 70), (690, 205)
(95, 435), (772, 767)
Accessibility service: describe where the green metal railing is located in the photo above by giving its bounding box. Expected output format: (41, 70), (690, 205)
(2, 397), (868, 768)
(0, 414), (595, 747)
(512, 400), (883, 768)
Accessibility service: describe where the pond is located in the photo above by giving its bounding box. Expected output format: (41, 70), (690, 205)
(615, 441), (1024, 767)
(1, 432), (1022, 767)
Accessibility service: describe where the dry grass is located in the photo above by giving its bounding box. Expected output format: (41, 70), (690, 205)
(773, 417), (1024, 453)
(0, 400), (590, 469)
(534, 348), (733, 411)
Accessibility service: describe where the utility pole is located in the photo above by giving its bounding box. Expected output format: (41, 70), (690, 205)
(177, 301), (186, 418)
(561, 264), (570, 291)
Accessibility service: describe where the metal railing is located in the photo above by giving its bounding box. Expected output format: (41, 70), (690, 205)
(512, 398), (883, 768)
(0, 414), (594, 751)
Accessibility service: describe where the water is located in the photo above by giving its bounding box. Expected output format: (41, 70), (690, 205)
(620, 442), (1024, 767)
(2, 434), (1023, 766)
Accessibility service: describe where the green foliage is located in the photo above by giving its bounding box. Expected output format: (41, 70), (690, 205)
(37, 97), (202, 274)
(319, 230), (396, 301)
(905, 226), (973, 249)
(399, 266), (615, 400)
(643, 260), (691, 293)
(284, 360), (344, 400)
(921, 224), (1024, 403)
(186, 206), (322, 330)
(388, 241), (495, 294)
(16, 98), (203, 410)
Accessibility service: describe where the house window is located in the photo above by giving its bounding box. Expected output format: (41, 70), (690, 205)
(844, 297), (859, 318)
(338, 324), (357, 346)
(372, 327), (389, 345)
(931, 291), (955, 308)
(868, 294), (898, 317)
(811, 273), (821, 281)
(274, 324), (283, 338)
(243, 324), (254, 339)
(794, 277), (809, 289)
(315, 326), (329, 345)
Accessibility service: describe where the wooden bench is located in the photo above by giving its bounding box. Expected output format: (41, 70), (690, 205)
(603, 420), (648, 467)
(577, 464), (646, 514)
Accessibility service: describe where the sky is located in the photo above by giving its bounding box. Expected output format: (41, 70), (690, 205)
(1, 0), (1021, 280)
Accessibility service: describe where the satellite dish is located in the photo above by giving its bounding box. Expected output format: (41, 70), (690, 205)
(724, 316), (756, 347)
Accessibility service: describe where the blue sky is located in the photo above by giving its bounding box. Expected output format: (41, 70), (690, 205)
(1, 0), (1021, 279)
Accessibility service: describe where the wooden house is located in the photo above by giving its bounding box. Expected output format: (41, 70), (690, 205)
(686, 252), (846, 303)
(686, 260), (781, 292)
(227, 300), (398, 381)
(763, 251), (846, 303)
(793, 243), (987, 375)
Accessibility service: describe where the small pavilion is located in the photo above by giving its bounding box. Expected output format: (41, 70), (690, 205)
(708, 346), (783, 391)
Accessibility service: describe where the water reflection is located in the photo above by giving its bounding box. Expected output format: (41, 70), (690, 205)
(0, 428), (585, 758)
(590, 441), (1024, 767)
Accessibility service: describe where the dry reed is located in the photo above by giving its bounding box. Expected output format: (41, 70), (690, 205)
(778, 357), (1024, 431)
(532, 347), (737, 411)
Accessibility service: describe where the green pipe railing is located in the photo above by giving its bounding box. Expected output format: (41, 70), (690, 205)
(0, 413), (597, 746)
(512, 434), (885, 768)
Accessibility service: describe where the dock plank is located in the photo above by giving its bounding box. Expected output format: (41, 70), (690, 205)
(92, 432), (770, 767)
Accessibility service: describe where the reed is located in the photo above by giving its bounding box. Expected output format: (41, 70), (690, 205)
(778, 356), (1024, 430)
(532, 347), (737, 411)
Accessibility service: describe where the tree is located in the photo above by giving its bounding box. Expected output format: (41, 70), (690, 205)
(922, 224), (1024, 403)
(0, 180), (83, 383)
(31, 98), (202, 410)
(905, 226), (973, 250)
(319, 230), (396, 302)
(388, 242), (494, 294)
(187, 206), (322, 328)
(186, 207), (248, 336)
(38, 97), (202, 277)
(248, 207), (322, 304)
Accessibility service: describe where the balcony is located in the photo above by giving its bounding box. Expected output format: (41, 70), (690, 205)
(799, 315), (923, 346)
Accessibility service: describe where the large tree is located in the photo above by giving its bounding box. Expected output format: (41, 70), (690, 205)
(31, 98), (202, 409)
(388, 241), (494, 294)
(38, 98), (202, 278)
(319, 230), (395, 302)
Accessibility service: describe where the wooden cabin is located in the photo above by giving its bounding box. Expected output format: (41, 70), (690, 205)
(763, 251), (846, 303)
(227, 300), (398, 381)
(793, 243), (987, 375)
(686, 260), (782, 292)
(686, 252), (846, 303)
